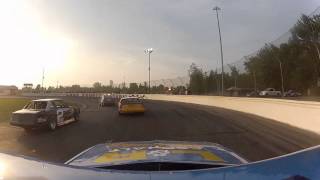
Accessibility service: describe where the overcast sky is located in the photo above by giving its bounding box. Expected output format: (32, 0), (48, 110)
(0, 0), (319, 87)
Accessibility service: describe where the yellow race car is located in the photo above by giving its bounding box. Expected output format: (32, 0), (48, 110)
(118, 97), (145, 114)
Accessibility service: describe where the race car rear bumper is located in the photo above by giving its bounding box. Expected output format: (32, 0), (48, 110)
(119, 108), (145, 114)
(10, 121), (49, 129)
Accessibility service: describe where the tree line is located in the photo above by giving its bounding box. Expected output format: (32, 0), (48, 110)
(24, 81), (186, 94)
(188, 63), (252, 95)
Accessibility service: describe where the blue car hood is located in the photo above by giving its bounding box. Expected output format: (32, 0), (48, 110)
(65, 141), (247, 167)
(0, 142), (319, 180)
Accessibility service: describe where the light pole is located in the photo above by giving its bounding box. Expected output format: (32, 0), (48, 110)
(41, 68), (45, 94)
(213, 6), (224, 96)
(145, 48), (153, 94)
(253, 71), (257, 92)
(270, 50), (285, 96)
(245, 55), (257, 92)
(278, 59), (285, 96)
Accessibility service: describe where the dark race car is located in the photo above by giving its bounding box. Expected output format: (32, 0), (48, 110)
(10, 98), (80, 132)
(0, 141), (319, 180)
(100, 94), (115, 106)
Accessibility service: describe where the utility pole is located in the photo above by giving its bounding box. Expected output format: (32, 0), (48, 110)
(145, 48), (153, 94)
(279, 60), (285, 96)
(213, 6), (224, 96)
(148, 52), (150, 92)
(41, 68), (45, 93)
(271, 50), (285, 96)
(253, 71), (257, 92)
(245, 56), (257, 92)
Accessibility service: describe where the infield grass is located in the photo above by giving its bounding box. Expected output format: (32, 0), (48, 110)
(0, 98), (30, 123)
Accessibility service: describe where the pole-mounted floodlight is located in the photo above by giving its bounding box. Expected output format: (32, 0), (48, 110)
(212, 6), (221, 11)
(145, 48), (153, 54)
(145, 48), (153, 94)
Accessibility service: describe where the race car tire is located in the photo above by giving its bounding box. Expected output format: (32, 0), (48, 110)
(48, 119), (57, 131)
(74, 112), (80, 121)
(24, 127), (33, 133)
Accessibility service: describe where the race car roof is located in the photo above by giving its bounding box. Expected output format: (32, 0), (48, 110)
(66, 141), (247, 167)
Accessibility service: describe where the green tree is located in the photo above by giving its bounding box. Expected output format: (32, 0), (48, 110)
(188, 63), (205, 94)
(93, 82), (102, 92)
(291, 14), (320, 89)
(206, 70), (216, 94)
(35, 84), (41, 93)
(228, 65), (239, 88)
(128, 83), (139, 93)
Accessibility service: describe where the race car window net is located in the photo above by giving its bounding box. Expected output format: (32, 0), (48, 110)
(96, 162), (229, 171)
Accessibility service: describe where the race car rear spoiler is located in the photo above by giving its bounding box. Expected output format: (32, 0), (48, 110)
(0, 145), (319, 180)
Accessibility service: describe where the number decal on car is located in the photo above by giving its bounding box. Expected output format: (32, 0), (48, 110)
(57, 109), (64, 124)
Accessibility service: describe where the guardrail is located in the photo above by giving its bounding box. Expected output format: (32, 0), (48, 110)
(22, 92), (102, 97)
(21, 93), (145, 99)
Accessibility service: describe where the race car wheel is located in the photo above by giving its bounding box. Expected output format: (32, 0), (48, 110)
(48, 119), (57, 131)
(74, 113), (80, 121)
(24, 127), (33, 133)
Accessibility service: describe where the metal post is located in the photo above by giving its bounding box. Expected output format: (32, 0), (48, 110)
(279, 60), (285, 96)
(253, 71), (257, 92)
(269, 45), (285, 96)
(213, 6), (224, 96)
(215, 69), (219, 94)
(148, 52), (151, 94)
(41, 68), (45, 94)
(145, 48), (153, 94)
(216, 78), (219, 95)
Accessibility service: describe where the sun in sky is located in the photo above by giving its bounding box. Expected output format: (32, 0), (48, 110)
(0, 1), (75, 87)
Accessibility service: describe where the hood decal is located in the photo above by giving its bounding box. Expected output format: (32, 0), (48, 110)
(94, 149), (223, 164)
(68, 141), (244, 166)
(95, 150), (146, 163)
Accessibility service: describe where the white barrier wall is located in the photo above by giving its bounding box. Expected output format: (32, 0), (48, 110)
(147, 94), (320, 134)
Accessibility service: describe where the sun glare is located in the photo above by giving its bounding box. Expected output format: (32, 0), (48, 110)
(0, 0), (74, 86)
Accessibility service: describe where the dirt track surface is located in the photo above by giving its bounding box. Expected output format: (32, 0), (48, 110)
(0, 97), (319, 163)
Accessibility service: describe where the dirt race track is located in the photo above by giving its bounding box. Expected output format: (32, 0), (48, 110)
(0, 97), (319, 163)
